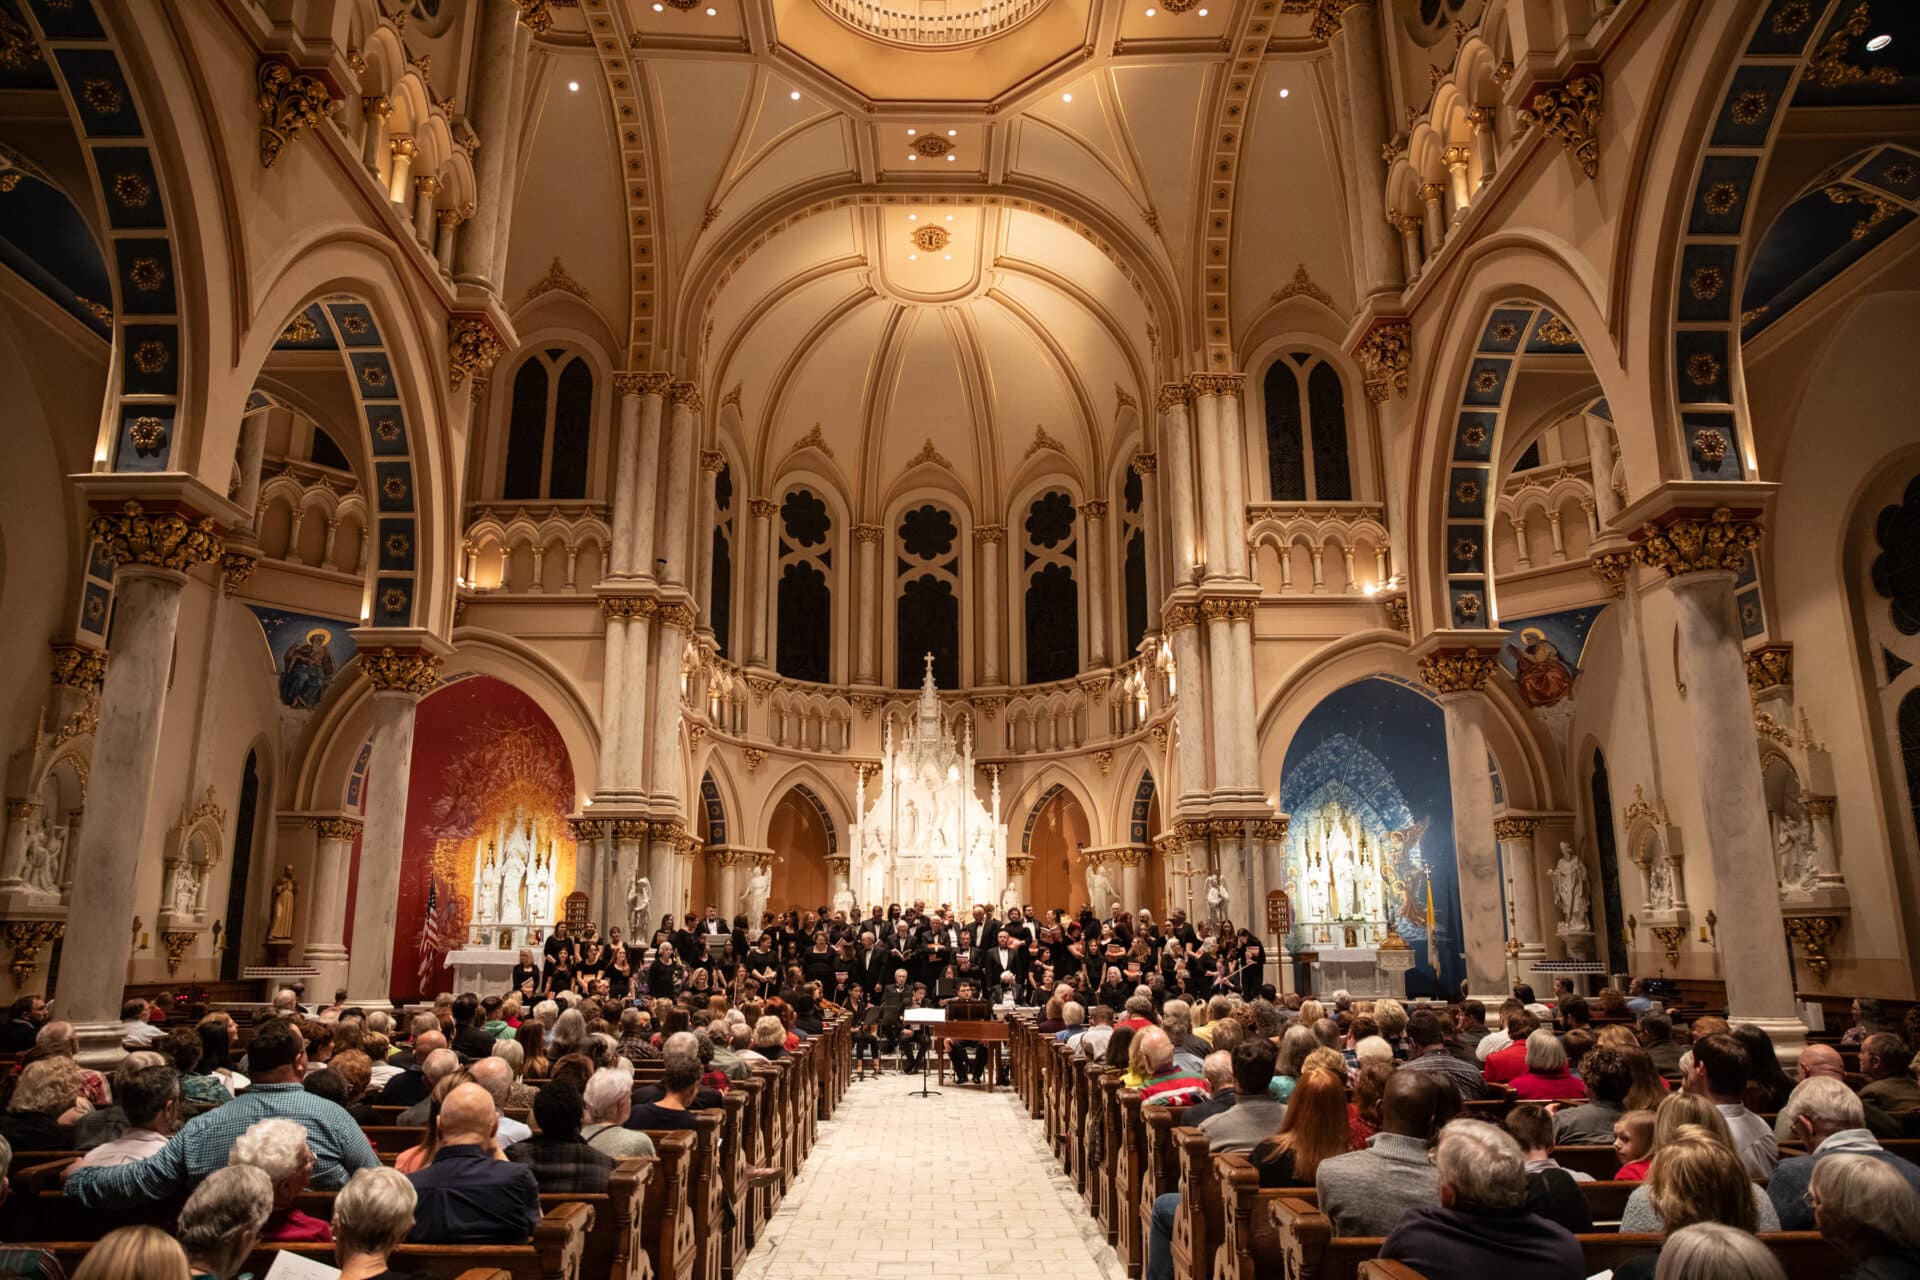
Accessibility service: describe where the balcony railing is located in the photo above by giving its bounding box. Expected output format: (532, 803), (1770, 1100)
(814, 0), (1052, 47)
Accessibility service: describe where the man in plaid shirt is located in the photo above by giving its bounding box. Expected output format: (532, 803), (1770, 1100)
(63, 1018), (378, 1208)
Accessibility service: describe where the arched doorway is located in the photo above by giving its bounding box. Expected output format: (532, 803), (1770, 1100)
(1024, 785), (1092, 916)
(767, 786), (832, 915)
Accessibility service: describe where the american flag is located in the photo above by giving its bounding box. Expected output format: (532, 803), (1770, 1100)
(417, 876), (456, 987)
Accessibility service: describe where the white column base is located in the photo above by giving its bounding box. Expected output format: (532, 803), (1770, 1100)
(73, 1021), (131, 1071)
(1734, 1015), (1808, 1067)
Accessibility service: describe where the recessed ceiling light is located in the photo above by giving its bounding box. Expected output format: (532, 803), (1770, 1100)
(945, 214), (954, 221)
(705, 6), (716, 13)
(1867, 33), (1892, 51)
(908, 128), (917, 135)
(909, 254), (918, 260)
(652, 2), (662, 8)
(909, 213), (918, 221)
(1197, 7), (1207, 13)
(948, 129), (957, 136)
(567, 81), (579, 92)
(1279, 88), (1290, 98)
(944, 253), (952, 260)
(908, 154), (917, 161)
(947, 154), (956, 161)
(1062, 92), (1073, 102)
(1145, 7), (1156, 15)
(790, 90), (801, 100)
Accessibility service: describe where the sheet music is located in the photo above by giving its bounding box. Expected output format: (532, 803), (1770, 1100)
(903, 1008), (946, 1023)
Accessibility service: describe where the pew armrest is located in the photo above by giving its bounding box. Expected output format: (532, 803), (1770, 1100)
(1357, 1262), (1427, 1280)
(532, 1199), (596, 1280)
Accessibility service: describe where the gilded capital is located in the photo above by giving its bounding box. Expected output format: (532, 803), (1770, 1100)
(1130, 452), (1158, 476)
(1355, 320), (1412, 403)
(1493, 816), (1539, 841)
(669, 382), (704, 411)
(851, 524), (884, 545)
(1420, 181), (1447, 202)
(1743, 643), (1793, 695)
(973, 524), (1006, 545)
(1416, 647), (1499, 695)
(1631, 508), (1762, 578)
(90, 501), (223, 573)
(613, 371), (672, 397)
(360, 646), (441, 696)
(700, 449), (727, 474)
(1252, 817), (1290, 841)
(1077, 499), (1109, 521)
(1156, 382), (1194, 413)
(749, 498), (778, 519)
(1162, 602), (1200, 632)
(48, 643), (108, 691)
(257, 58), (335, 169)
(413, 173), (440, 197)
(312, 816), (364, 842)
(599, 595), (650, 621)
(658, 602), (698, 633)
(567, 817), (605, 842)
(1590, 548), (1635, 597)
(513, 0), (554, 33)
(1187, 373), (1244, 399)
(613, 818), (651, 842)
(448, 315), (506, 389)
(221, 550), (259, 597)
(1517, 70), (1603, 179)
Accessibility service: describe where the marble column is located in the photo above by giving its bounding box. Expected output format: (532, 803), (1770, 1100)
(1166, 606), (1209, 807)
(433, 207), (464, 274)
(62, 502), (221, 1061)
(618, 600), (656, 794)
(486, 15), (536, 285)
(1115, 849), (1144, 915)
(1468, 106), (1498, 190)
(1080, 501), (1110, 668)
(853, 525), (883, 685)
(1217, 379), (1250, 579)
(608, 376), (647, 575)
(359, 95), (392, 175)
(454, 0), (523, 290)
(1202, 600), (1242, 793)
(1637, 510), (1803, 1040)
(567, 819), (606, 928)
(1131, 455), (1165, 626)
(1419, 649), (1506, 1001)
(597, 600), (633, 799)
(975, 526), (1005, 684)
(646, 823), (680, 924)
(1443, 146), (1472, 222)
(1227, 602), (1261, 797)
(1390, 213), (1423, 283)
(1157, 385), (1200, 583)
(385, 137), (415, 207)
(694, 451), (725, 635)
(631, 377), (670, 581)
(1584, 412), (1620, 528)
(1495, 816), (1547, 964)
(345, 648), (440, 1008)
(650, 604), (695, 809)
(746, 499), (777, 666)
(659, 386), (700, 586)
(1188, 382), (1229, 581)
(304, 817), (361, 1000)
(1335, 0), (1404, 295)
(411, 174), (440, 250)
(1420, 182), (1447, 256)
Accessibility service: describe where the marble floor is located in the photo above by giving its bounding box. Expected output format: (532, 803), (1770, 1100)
(734, 1066), (1127, 1280)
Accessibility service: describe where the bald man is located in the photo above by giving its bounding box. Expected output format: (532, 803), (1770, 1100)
(380, 1029), (449, 1108)
(1776, 1043), (1901, 1140)
(405, 1082), (540, 1244)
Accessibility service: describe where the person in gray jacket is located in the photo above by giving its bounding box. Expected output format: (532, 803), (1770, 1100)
(1199, 1041), (1289, 1154)
(1314, 1071), (1452, 1237)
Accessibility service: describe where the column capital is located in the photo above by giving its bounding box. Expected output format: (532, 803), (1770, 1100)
(1412, 633), (1505, 694)
(851, 523), (884, 544)
(598, 595), (658, 621)
(1590, 541), (1636, 597)
(700, 449), (727, 474)
(1442, 144), (1471, 169)
(1200, 597), (1253, 623)
(749, 497), (778, 519)
(311, 816), (364, 841)
(1130, 452), (1158, 475)
(413, 173), (440, 197)
(89, 499), (224, 572)
(1493, 816), (1540, 841)
(389, 135), (417, 160)
(357, 645), (442, 696)
(1630, 506), (1765, 579)
(1353, 317), (1412, 403)
(1077, 499), (1109, 521)
(973, 524), (1006, 544)
(613, 371), (673, 397)
(1744, 642), (1793, 696)
(447, 313), (508, 390)
(1162, 601), (1201, 632)
(657, 602), (698, 633)
(1186, 373), (1245, 398)
(1419, 181), (1447, 202)
(1252, 816), (1290, 841)
(567, 816), (604, 842)
(668, 382), (704, 411)
(48, 643), (108, 691)
(1156, 382), (1194, 412)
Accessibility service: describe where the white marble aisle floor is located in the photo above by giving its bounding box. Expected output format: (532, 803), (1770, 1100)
(733, 1067), (1128, 1280)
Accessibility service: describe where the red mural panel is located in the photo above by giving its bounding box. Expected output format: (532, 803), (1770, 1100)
(388, 675), (577, 1003)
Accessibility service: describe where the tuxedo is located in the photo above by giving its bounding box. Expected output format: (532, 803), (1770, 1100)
(854, 946), (891, 995)
(966, 919), (1000, 951)
(697, 917), (730, 936)
(981, 944), (1028, 992)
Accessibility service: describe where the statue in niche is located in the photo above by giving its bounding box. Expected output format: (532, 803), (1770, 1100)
(1085, 858), (1118, 915)
(1774, 809), (1818, 893)
(527, 848), (555, 925)
(743, 862), (773, 934)
(832, 884), (856, 920)
(21, 815), (61, 895)
(628, 872), (651, 942)
(267, 865), (297, 941)
(1646, 855), (1674, 912)
(1552, 842), (1591, 931)
(1307, 873), (1328, 922)
(1206, 872), (1231, 924)
(498, 812), (530, 922)
(473, 846), (499, 927)
(170, 862), (202, 917)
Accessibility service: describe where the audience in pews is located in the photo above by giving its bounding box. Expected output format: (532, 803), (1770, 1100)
(1859, 1033), (1920, 1118)
(1400, 1009), (1492, 1101)
(230, 1116), (331, 1241)
(1649, 1222), (1787, 1280)
(73, 1064), (180, 1168)
(1612, 1108), (1655, 1180)
(1, 1058), (90, 1151)
(404, 1081), (540, 1243)
(1769, 1076), (1920, 1230)
(507, 1079), (613, 1193)
(1809, 1153), (1920, 1280)
(333, 1165), (427, 1280)
(1317, 1071), (1450, 1233)
(1379, 1120), (1584, 1280)
(1616, 1131), (1773, 1279)
(1687, 1032), (1780, 1182)
(178, 1164), (274, 1280)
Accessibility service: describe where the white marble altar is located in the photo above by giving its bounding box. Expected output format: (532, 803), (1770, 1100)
(1305, 947), (1404, 999)
(447, 947), (520, 995)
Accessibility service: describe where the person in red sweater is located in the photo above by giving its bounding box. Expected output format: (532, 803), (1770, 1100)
(1611, 1109), (1655, 1181)
(1510, 1030), (1590, 1103)
(1483, 1010), (1537, 1086)
(1136, 1028), (1212, 1107)
(231, 1116), (334, 1242)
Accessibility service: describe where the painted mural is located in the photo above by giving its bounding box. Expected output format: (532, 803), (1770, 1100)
(390, 675), (577, 1002)
(1496, 605), (1608, 710)
(1279, 677), (1465, 997)
(248, 607), (358, 710)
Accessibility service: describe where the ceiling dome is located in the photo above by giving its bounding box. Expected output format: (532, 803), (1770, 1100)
(814, 0), (1054, 48)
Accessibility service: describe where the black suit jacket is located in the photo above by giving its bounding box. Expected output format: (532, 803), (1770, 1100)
(981, 945), (1028, 991)
(855, 948), (891, 993)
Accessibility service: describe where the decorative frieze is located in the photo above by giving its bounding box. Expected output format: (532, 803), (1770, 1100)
(312, 817), (363, 842)
(613, 372), (673, 397)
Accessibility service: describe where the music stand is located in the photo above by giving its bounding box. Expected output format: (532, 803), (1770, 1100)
(903, 1008), (944, 1098)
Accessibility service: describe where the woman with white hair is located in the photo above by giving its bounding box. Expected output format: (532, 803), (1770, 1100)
(1652, 1223), (1786, 1280)
(750, 1016), (788, 1061)
(178, 1164), (274, 1280)
(1511, 1029), (1590, 1102)
(1380, 1120), (1583, 1279)
(549, 1007), (589, 1061)
(332, 1166), (422, 1280)
(230, 1116), (331, 1241)
(580, 1068), (657, 1158)
(490, 1038), (539, 1110)
(1810, 1152), (1920, 1280)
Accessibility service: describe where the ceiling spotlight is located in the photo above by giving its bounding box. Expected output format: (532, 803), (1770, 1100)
(908, 153), (918, 161)
(567, 81), (580, 92)
(1062, 92), (1073, 102)
(945, 214), (954, 221)
(908, 128), (917, 135)
(1866, 32), (1892, 51)
(652, 2), (662, 8)
(1197, 6), (1207, 12)
(909, 254), (918, 260)
(1145, 7), (1156, 14)
(948, 129), (957, 136)
(909, 213), (918, 221)
(947, 154), (956, 161)
(705, 6), (716, 13)
(790, 90), (801, 100)
(1279, 87), (1290, 98)
(944, 253), (952, 260)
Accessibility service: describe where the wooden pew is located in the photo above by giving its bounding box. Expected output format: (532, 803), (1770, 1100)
(1170, 1125), (1221, 1280)
(635, 1129), (700, 1280)
(1353, 1236), (1834, 1280)
(1115, 1090), (1147, 1278)
(1550, 1144), (1622, 1180)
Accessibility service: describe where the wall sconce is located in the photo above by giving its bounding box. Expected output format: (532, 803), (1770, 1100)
(1703, 909), (1718, 947)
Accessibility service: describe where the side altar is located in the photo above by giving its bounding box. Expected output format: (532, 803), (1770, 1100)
(1285, 803), (1420, 998)
(462, 806), (562, 949)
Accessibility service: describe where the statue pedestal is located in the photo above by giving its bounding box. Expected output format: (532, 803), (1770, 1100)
(1556, 926), (1596, 962)
(447, 947), (520, 995)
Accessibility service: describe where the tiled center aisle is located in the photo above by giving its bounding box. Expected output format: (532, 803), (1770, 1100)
(735, 1069), (1127, 1280)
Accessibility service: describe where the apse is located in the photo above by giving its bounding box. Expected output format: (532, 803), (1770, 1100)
(1279, 677), (1465, 997)
(390, 674), (578, 1002)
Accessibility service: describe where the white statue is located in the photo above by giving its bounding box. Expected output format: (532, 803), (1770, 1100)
(1646, 856), (1674, 912)
(1307, 874), (1328, 922)
(527, 851), (555, 925)
(743, 862), (773, 933)
(498, 831), (528, 924)
(1000, 880), (1023, 917)
(832, 884), (856, 919)
(20, 818), (58, 894)
(1085, 859), (1118, 914)
(1552, 842), (1591, 930)
(473, 849), (500, 926)
(170, 863), (200, 917)
(1205, 872), (1231, 924)
(44, 823), (68, 892)
(1774, 810), (1817, 893)
(627, 872), (651, 941)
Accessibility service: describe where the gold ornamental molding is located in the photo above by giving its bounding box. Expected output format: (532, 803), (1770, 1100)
(1590, 547), (1635, 598)
(1186, 373), (1245, 399)
(1161, 602), (1200, 632)
(1517, 68), (1603, 179)
(448, 315), (507, 390)
(1382, 596), (1410, 633)
(48, 644), (107, 691)
(599, 595), (658, 622)
(1650, 923), (1686, 969)
(256, 58), (336, 169)
(851, 524), (883, 545)
(359, 646), (441, 696)
(1130, 452), (1158, 476)
(685, 724), (705, 752)
(613, 372), (673, 397)
(1354, 319), (1412, 403)
(162, 930), (197, 976)
(1174, 819), (1211, 846)
(524, 257), (592, 307)
(850, 693), (882, 720)
(612, 818), (651, 842)
(743, 747), (768, 772)
(853, 761), (882, 786)
(1630, 507), (1763, 578)
(1078, 500), (1108, 521)
(973, 525), (1006, 545)
(1416, 647), (1499, 695)
(744, 674), (776, 703)
(1493, 816), (1539, 841)
(1155, 383), (1193, 413)
(513, 0), (555, 33)
(1743, 643), (1793, 696)
(1784, 915), (1842, 986)
(567, 818), (605, 843)
(1091, 748), (1114, 775)
(220, 550), (259, 597)
(700, 450), (727, 474)
(1026, 424), (1068, 459)
(311, 816), (363, 842)
(1200, 597), (1253, 624)
(1269, 263), (1333, 310)
(1251, 817), (1289, 841)
(5, 920), (63, 987)
(669, 382), (704, 411)
(748, 498), (778, 519)
(905, 438), (955, 472)
(657, 602), (698, 633)
(90, 501), (223, 573)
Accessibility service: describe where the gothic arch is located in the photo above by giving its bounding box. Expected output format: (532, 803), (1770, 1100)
(1007, 767), (1105, 852)
(754, 763), (851, 852)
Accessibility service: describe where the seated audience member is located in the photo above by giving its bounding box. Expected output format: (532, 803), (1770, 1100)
(1613, 1109), (1657, 1181)
(1316, 1071), (1451, 1236)
(1839, 997), (1889, 1048)
(1651, 1222), (1787, 1280)
(1809, 1153), (1920, 1280)
(231, 1116), (331, 1242)
(1510, 1029), (1588, 1102)
(177, 1164), (274, 1280)
(1, 1058), (89, 1150)
(1380, 1120), (1583, 1280)
(332, 1166), (423, 1280)
(1638, 1012), (1684, 1076)
(1200, 1041), (1288, 1152)
(1249, 1066), (1352, 1188)
(1267, 1025), (1319, 1103)
(1769, 1076), (1920, 1230)
(1181, 1051), (1238, 1127)
(1686, 1032), (1778, 1182)
(407, 1082), (540, 1244)
(395, 1049), (461, 1126)
(490, 1039), (540, 1110)
(74, 1065), (180, 1169)
(1137, 1027), (1211, 1106)
(469, 1056), (533, 1146)
(1619, 1126), (1779, 1237)
(1475, 999), (1523, 1061)
(64, 1016), (381, 1207)
(1453, 1000), (1489, 1060)
(0, 997), (43, 1056)
(581, 1068), (658, 1158)
(1347, 1058), (1394, 1147)
(120, 999), (165, 1048)
(326, 1049), (380, 1124)
(1859, 1033), (1920, 1117)
(1074, 1005), (1116, 1062)
(749, 1016), (788, 1063)
(1552, 1045), (1633, 1144)
(71, 1225), (191, 1280)
(1732, 1024), (1794, 1114)
(1784, 1044), (1899, 1139)
(1504, 1104), (1594, 1233)
(1482, 1011), (1539, 1085)
(628, 1037), (704, 1130)
(378, 1029), (449, 1108)
(507, 1080), (614, 1194)
(450, 994), (497, 1061)
(162, 1026), (231, 1109)
(1400, 1009), (1491, 1101)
